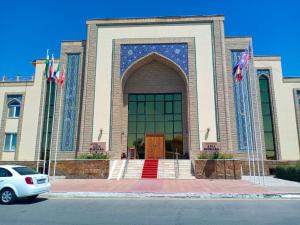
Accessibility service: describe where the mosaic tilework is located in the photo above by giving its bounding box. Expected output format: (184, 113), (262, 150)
(232, 51), (254, 151)
(120, 43), (189, 76)
(257, 69), (270, 77)
(61, 54), (80, 151)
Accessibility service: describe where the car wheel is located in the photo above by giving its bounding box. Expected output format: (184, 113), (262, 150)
(0, 188), (16, 204)
(27, 195), (38, 200)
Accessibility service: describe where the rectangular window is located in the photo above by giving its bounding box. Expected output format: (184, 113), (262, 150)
(4, 133), (17, 151)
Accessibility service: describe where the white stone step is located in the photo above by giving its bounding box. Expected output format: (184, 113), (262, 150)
(110, 159), (195, 180)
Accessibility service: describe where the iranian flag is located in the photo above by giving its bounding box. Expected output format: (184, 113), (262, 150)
(54, 62), (60, 84)
(44, 50), (50, 78)
(48, 54), (55, 82)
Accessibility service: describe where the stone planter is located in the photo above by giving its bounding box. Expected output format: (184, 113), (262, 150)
(0, 160), (110, 179)
(194, 159), (241, 179)
(50, 160), (109, 179)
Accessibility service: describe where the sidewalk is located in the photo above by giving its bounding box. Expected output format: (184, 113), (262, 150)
(43, 176), (300, 199)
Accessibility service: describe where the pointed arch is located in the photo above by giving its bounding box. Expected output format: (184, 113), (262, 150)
(121, 52), (188, 90)
(258, 73), (277, 159)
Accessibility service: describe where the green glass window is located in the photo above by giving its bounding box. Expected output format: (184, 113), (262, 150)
(259, 76), (276, 160)
(127, 93), (183, 159)
(40, 81), (56, 160)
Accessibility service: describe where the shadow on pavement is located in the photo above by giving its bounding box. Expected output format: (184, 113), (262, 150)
(12, 197), (48, 205)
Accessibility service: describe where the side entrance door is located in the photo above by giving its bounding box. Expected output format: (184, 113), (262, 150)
(145, 134), (165, 159)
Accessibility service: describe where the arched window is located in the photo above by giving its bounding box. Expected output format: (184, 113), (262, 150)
(259, 75), (277, 160)
(7, 98), (21, 118)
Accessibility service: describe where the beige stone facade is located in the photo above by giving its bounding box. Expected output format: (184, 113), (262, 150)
(0, 15), (299, 162)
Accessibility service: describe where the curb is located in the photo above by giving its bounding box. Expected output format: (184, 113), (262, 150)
(41, 192), (300, 200)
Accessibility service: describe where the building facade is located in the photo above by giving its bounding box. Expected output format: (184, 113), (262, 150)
(0, 15), (299, 162)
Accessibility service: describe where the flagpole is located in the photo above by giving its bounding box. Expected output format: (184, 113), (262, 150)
(53, 83), (63, 179)
(36, 72), (47, 172)
(36, 50), (49, 172)
(240, 79), (254, 182)
(253, 71), (265, 185)
(244, 68), (257, 183)
(43, 80), (52, 174)
(47, 82), (58, 176)
(248, 44), (261, 184)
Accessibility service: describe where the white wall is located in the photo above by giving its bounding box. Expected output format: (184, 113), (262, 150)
(93, 23), (217, 149)
(255, 59), (300, 160)
(0, 62), (45, 161)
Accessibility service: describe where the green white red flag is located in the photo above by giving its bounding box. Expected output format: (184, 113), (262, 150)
(44, 50), (50, 78)
(54, 63), (60, 84)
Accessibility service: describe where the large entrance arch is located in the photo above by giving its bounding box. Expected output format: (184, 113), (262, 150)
(122, 54), (188, 159)
(109, 41), (200, 160)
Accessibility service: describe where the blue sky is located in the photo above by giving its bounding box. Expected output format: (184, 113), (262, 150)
(0, 0), (299, 77)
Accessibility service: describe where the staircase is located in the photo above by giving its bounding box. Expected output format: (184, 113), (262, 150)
(109, 160), (144, 179)
(158, 160), (195, 179)
(177, 160), (195, 179)
(158, 160), (176, 179)
(108, 160), (125, 179)
(141, 160), (159, 179)
(109, 159), (194, 179)
(123, 160), (144, 179)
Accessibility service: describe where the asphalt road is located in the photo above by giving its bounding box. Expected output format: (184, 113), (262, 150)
(0, 198), (300, 225)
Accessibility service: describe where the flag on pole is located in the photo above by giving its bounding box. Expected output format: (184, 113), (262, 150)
(44, 50), (50, 78)
(232, 44), (251, 81)
(48, 54), (55, 82)
(60, 64), (65, 86)
(54, 63), (60, 84)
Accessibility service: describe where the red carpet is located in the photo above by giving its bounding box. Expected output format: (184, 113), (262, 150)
(141, 160), (158, 179)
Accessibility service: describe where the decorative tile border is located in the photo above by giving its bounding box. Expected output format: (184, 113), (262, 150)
(120, 43), (189, 76)
(61, 54), (81, 151)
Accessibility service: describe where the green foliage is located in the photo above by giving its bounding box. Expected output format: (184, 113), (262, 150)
(76, 152), (109, 160)
(275, 162), (300, 182)
(198, 151), (234, 160)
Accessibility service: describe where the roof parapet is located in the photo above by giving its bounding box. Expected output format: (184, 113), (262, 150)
(86, 15), (225, 25)
(0, 75), (34, 83)
(254, 56), (281, 61)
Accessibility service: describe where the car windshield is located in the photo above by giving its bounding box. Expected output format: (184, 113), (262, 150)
(13, 166), (39, 175)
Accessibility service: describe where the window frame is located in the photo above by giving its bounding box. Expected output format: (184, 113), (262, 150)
(7, 98), (21, 119)
(3, 133), (17, 152)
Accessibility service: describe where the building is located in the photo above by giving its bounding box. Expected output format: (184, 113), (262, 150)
(0, 15), (299, 163)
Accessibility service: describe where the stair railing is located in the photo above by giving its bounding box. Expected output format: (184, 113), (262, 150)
(174, 148), (180, 179)
(122, 158), (129, 179)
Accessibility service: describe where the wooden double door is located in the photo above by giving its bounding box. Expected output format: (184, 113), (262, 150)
(145, 134), (165, 159)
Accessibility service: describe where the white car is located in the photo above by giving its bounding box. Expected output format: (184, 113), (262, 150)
(0, 165), (51, 204)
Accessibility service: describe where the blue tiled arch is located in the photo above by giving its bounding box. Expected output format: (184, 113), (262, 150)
(120, 43), (189, 77)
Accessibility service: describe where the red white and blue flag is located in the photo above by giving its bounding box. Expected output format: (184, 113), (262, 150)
(60, 64), (65, 86)
(232, 44), (251, 81)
